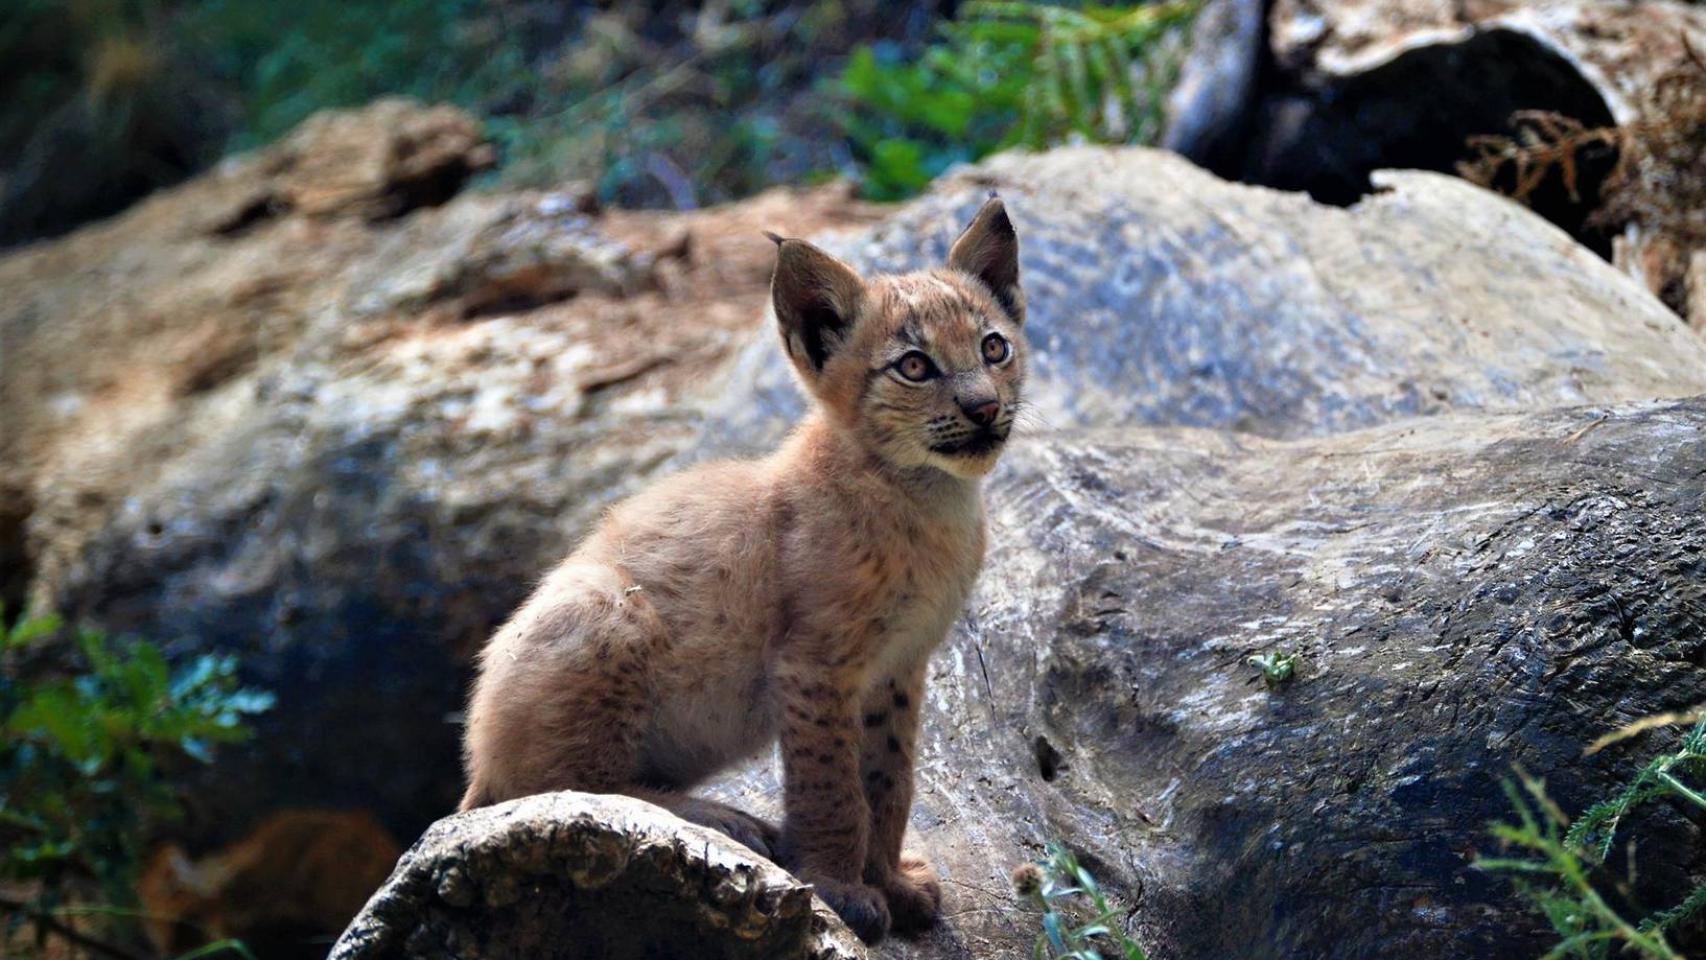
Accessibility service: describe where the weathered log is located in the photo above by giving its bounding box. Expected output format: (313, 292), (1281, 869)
(1167, 0), (1706, 324)
(713, 396), (1706, 959)
(330, 792), (865, 960)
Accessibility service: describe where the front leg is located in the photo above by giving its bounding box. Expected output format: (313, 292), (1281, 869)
(860, 661), (942, 933)
(775, 665), (891, 943)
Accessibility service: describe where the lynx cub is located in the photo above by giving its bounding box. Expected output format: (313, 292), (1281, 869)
(460, 197), (1025, 943)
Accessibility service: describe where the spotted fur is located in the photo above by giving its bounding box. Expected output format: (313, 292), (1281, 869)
(459, 197), (1026, 944)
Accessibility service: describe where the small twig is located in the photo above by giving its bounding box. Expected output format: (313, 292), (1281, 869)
(1561, 415), (1608, 446)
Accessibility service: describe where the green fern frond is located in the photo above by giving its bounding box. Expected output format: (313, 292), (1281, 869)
(838, 0), (1201, 198)
(1641, 877), (1706, 936)
(1481, 713), (1706, 960)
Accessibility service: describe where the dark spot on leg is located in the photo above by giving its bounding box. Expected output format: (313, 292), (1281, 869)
(864, 711), (888, 728)
(887, 736), (901, 753)
(892, 691), (910, 710)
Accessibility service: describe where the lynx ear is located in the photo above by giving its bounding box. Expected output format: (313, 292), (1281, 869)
(948, 196), (1023, 323)
(770, 236), (866, 374)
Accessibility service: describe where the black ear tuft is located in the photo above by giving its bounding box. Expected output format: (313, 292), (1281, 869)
(762, 230), (785, 246)
(770, 238), (866, 375)
(948, 197), (1023, 323)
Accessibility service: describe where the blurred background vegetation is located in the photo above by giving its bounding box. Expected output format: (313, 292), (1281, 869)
(0, 0), (1198, 245)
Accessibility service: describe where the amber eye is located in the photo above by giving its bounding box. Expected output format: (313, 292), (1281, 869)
(894, 351), (937, 382)
(982, 333), (1010, 364)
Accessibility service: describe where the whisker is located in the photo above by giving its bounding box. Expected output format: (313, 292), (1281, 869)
(1011, 408), (1055, 431)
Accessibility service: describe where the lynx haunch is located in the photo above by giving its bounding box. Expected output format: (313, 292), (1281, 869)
(459, 196), (1026, 943)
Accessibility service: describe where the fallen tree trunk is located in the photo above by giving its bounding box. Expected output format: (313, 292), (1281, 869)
(330, 792), (864, 960)
(1167, 0), (1706, 325)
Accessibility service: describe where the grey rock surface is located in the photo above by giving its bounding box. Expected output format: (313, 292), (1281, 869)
(700, 148), (1706, 455)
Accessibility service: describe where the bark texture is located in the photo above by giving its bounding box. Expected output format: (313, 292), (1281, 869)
(330, 792), (864, 960)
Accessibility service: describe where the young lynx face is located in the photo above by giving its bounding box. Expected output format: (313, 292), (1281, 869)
(770, 198), (1027, 479)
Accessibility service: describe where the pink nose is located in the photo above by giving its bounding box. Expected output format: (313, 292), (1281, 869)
(962, 399), (1000, 427)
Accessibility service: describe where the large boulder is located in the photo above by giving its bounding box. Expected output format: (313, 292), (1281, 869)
(702, 148), (1706, 455)
(0, 100), (877, 846)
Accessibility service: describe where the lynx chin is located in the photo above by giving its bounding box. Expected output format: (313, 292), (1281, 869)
(459, 196), (1026, 944)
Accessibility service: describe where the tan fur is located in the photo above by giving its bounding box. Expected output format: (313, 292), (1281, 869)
(137, 810), (400, 959)
(460, 197), (1026, 943)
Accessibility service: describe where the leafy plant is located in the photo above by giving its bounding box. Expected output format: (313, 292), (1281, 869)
(1478, 714), (1706, 960)
(0, 610), (274, 958)
(1247, 650), (1299, 689)
(1012, 842), (1148, 960)
(837, 1), (1200, 199)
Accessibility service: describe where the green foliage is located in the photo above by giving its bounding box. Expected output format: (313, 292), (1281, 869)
(1013, 842), (1148, 960)
(1247, 650), (1299, 689)
(174, 0), (534, 152)
(1478, 716), (1706, 960)
(1, 610), (273, 956)
(837, 1), (1199, 199)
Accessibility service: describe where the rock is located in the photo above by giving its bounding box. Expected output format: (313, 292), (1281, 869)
(699, 148), (1706, 455)
(714, 396), (1706, 959)
(1165, 0), (1706, 319)
(272, 97), (496, 223)
(346, 194), (658, 320)
(329, 792), (865, 960)
(5, 120), (1706, 958)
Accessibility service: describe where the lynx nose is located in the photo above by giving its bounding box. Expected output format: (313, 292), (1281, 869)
(960, 398), (1001, 427)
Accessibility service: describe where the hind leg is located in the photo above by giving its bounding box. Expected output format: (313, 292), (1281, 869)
(460, 563), (663, 808)
(459, 564), (779, 857)
(626, 791), (779, 860)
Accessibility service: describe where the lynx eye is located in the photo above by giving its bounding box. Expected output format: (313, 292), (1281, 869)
(982, 333), (1011, 364)
(894, 351), (938, 382)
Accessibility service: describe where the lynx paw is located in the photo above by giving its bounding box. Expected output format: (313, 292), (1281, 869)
(675, 799), (780, 861)
(809, 876), (891, 944)
(883, 851), (943, 933)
